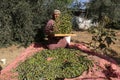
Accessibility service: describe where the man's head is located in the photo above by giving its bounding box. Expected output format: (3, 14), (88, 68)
(53, 9), (61, 19)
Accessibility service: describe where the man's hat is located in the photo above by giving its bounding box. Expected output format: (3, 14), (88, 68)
(54, 9), (61, 14)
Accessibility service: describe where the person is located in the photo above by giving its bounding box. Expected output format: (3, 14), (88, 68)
(44, 9), (68, 50)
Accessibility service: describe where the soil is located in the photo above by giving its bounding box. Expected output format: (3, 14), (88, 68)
(0, 30), (120, 69)
(0, 45), (25, 69)
(71, 30), (120, 65)
(71, 30), (120, 54)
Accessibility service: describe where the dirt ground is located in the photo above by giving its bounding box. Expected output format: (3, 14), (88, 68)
(0, 30), (120, 69)
(71, 30), (120, 54)
(0, 45), (25, 69)
(71, 30), (120, 64)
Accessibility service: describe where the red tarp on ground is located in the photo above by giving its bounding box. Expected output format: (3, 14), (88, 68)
(0, 42), (120, 80)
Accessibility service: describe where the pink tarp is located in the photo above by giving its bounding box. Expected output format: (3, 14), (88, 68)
(0, 43), (44, 80)
(65, 43), (120, 80)
(0, 42), (120, 80)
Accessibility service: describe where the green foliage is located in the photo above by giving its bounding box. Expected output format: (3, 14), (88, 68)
(0, 0), (13, 47)
(88, 21), (117, 54)
(11, 1), (34, 46)
(0, 0), (73, 47)
(88, 0), (120, 29)
(90, 26), (116, 48)
(54, 12), (73, 34)
(16, 48), (93, 80)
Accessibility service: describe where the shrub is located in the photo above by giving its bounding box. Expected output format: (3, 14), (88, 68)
(88, 0), (120, 29)
(0, 0), (13, 47)
(16, 48), (93, 80)
(54, 12), (73, 34)
(88, 21), (117, 54)
(0, 0), (73, 47)
(11, 1), (34, 46)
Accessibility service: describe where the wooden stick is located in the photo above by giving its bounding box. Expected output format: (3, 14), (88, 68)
(54, 34), (76, 37)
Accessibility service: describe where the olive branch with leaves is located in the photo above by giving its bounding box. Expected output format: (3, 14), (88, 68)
(54, 13), (72, 34)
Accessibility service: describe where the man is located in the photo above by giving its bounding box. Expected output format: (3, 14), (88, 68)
(44, 9), (68, 50)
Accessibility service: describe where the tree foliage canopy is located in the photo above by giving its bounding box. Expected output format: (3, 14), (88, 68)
(0, 0), (73, 47)
(87, 0), (120, 29)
